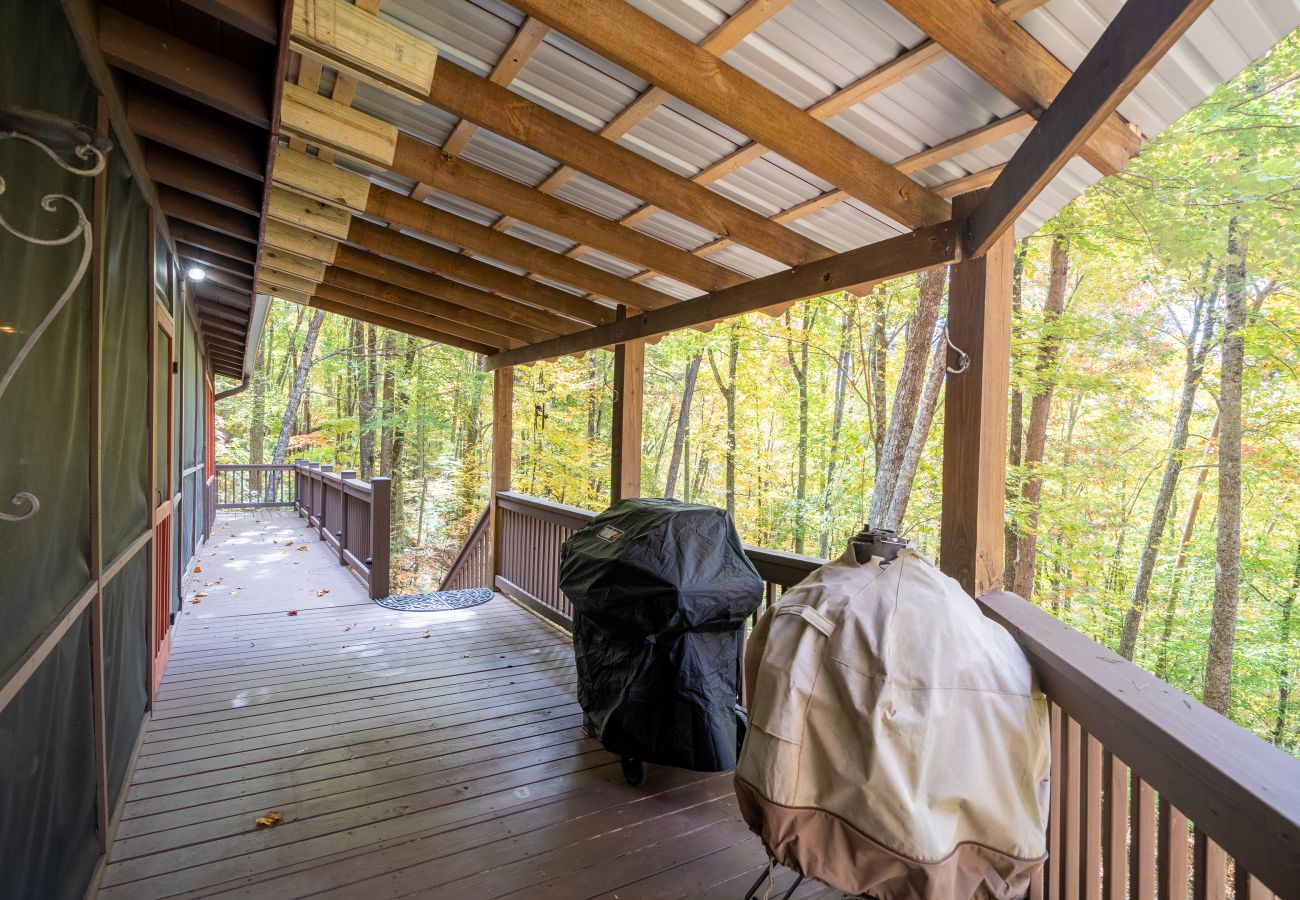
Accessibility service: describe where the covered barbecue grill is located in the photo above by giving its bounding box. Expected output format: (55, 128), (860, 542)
(559, 498), (763, 783)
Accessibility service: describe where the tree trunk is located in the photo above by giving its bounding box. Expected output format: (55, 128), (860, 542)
(358, 324), (378, 480)
(869, 292), (887, 468)
(707, 325), (740, 517)
(269, 310), (326, 497)
(887, 322), (948, 530)
(786, 306), (817, 554)
(1274, 535), (1299, 747)
(1118, 270), (1220, 658)
(1006, 241), (1029, 586)
(868, 268), (945, 529)
(664, 353), (701, 499)
(1012, 234), (1070, 603)
(1204, 221), (1247, 716)
(379, 329), (397, 474)
(820, 311), (852, 556)
(248, 319), (270, 495)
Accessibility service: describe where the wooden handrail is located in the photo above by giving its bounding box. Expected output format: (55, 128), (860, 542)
(439, 504), (490, 591)
(484, 489), (1300, 898)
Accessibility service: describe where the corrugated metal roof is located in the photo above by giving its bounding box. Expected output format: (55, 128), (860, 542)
(366, 0), (1298, 295)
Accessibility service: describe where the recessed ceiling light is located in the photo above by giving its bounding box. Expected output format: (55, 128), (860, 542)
(187, 266), (206, 281)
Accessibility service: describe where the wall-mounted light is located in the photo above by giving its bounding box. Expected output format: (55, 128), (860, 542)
(187, 266), (206, 282)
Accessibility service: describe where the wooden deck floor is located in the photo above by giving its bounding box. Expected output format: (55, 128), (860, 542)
(99, 511), (841, 899)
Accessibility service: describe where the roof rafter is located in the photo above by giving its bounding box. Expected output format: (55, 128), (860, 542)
(508, 0), (949, 229)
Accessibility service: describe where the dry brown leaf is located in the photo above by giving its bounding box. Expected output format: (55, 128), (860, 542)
(287, 610), (298, 617)
(316, 588), (330, 597)
(343, 625), (351, 632)
(195, 592), (208, 598)
(296, 545), (309, 552)
(191, 599), (201, 605)
(193, 566), (202, 573)
(254, 811), (283, 828)
(284, 540), (294, 546)
(422, 631), (431, 639)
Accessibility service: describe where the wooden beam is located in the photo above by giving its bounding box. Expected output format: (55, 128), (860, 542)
(262, 246), (326, 282)
(489, 367), (514, 578)
(343, 221), (610, 328)
(610, 319), (644, 502)
(271, 145), (370, 210)
(364, 187), (666, 313)
(313, 282), (520, 350)
(392, 137), (744, 292)
(330, 246), (565, 339)
(194, 282), (254, 310)
(967, 0), (1213, 256)
(307, 292), (498, 355)
(179, 0), (279, 43)
(280, 80), (398, 168)
(940, 191), (1013, 597)
(144, 143), (262, 214)
(510, 0), (949, 229)
(258, 266), (321, 297)
(935, 165), (1005, 199)
(98, 7), (271, 127)
(321, 267), (551, 345)
(442, 18), (549, 156)
(484, 220), (958, 370)
(267, 185), (353, 240)
(263, 219), (339, 264)
(883, 0), (1141, 176)
(177, 243), (255, 280)
(156, 186), (259, 243)
(429, 61), (830, 268)
(168, 220), (258, 264)
(290, 0), (437, 102)
(127, 89), (264, 180)
(191, 265), (253, 294)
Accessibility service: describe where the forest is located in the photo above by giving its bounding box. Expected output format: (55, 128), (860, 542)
(216, 35), (1299, 752)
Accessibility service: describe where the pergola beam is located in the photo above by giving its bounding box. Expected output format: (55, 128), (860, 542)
(882, 0), (1141, 176)
(180, 0), (279, 43)
(127, 89), (265, 181)
(177, 244), (255, 281)
(509, 0), (949, 229)
(145, 143), (262, 214)
(307, 292), (498, 356)
(428, 61), (831, 268)
(312, 282), (520, 350)
(157, 186), (259, 244)
(484, 220), (958, 370)
(966, 0), (1214, 255)
(169, 220), (258, 265)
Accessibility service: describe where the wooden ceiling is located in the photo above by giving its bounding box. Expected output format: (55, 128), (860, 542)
(74, 0), (1214, 376)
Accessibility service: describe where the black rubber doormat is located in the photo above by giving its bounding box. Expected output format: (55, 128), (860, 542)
(373, 588), (494, 612)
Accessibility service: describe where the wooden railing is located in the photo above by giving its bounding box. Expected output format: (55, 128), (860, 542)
(472, 491), (1299, 899)
(439, 505), (490, 591)
(214, 463), (296, 508)
(293, 460), (391, 600)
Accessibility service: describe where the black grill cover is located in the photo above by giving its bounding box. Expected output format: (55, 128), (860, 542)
(559, 498), (763, 771)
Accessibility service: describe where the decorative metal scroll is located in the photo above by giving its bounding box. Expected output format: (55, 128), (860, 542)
(0, 106), (110, 523)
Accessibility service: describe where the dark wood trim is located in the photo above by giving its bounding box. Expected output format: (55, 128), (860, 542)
(0, 582), (97, 713)
(251, 0), (294, 317)
(484, 220), (959, 370)
(145, 144), (262, 214)
(940, 190), (1013, 597)
(439, 505), (491, 591)
(177, 244), (256, 280)
(610, 313), (643, 502)
(168, 220), (258, 264)
(98, 7), (271, 128)
(126, 89), (264, 180)
(179, 0), (279, 43)
(966, 0), (1213, 256)
(307, 293), (495, 355)
(312, 282), (513, 350)
(490, 370), (514, 579)
(496, 491), (594, 531)
(157, 186), (259, 243)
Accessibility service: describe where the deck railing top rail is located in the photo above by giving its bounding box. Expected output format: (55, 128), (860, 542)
(486, 490), (1300, 899)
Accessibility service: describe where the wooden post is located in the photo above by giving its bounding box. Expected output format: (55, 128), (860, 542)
(490, 366), (514, 583)
(318, 464), (333, 539)
(610, 324), (644, 502)
(369, 476), (391, 599)
(339, 469), (355, 565)
(940, 189), (1013, 597)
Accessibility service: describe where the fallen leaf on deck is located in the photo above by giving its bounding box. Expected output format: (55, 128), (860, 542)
(296, 546), (309, 552)
(195, 592), (208, 598)
(316, 589), (330, 597)
(287, 610), (298, 617)
(254, 811), (283, 828)
(193, 566), (202, 573)
(284, 540), (294, 546)
(423, 631), (431, 639)
(191, 599), (201, 605)
(343, 625), (351, 632)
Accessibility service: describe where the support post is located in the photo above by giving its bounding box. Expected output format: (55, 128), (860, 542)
(368, 476), (391, 599)
(339, 469), (356, 565)
(318, 463), (333, 539)
(490, 366), (514, 582)
(940, 189), (1014, 597)
(610, 324), (644, 503)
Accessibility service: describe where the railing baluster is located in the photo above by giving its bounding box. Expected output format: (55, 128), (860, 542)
(1158, 797), (1190, 900)
(1192, 828), (1227, 900)
(1101, 751), (1128, 900)
(1082, 732), (1103, 900)
(1131, 778), (1157, 900)
(1061, 716), (1082, 900)
(1048, 704), (1063, 900)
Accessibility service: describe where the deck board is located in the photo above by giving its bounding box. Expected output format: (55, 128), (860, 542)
(100, 511), (837, 898)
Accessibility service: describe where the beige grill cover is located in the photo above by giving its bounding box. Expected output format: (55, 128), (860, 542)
(735, 548), (1050, 899)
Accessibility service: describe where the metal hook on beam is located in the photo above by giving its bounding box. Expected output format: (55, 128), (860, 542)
(946, 331), (970, 375)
